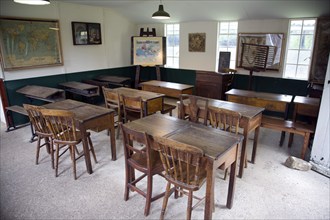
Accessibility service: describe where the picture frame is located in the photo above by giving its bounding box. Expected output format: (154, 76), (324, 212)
(189, 33), (206, 52)
(236, 33), (284, 71)
(131, 36), (166, 66)
(71, 22), (101, 45)
(0, 17), (63, 71)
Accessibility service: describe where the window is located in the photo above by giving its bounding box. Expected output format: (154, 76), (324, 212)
(218, 21), (238, 69)
(164, 24), (180, 68)
(283, 19), (316, 80)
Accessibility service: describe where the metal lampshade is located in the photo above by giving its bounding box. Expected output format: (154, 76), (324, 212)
(152, 4), (170, 19)
(13, 0), (50, 5)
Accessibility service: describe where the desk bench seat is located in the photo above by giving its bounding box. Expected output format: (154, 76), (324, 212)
(161, 103), (176, 116)
(261, 116), (315, 159)
(5, 105), (33, 137)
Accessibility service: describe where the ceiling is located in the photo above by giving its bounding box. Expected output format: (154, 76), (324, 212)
(56, 0), (330, 24)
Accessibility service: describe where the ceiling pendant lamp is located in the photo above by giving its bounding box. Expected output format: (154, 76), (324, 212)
(152, 0), (170, 20)
(13, 0), (50, 5)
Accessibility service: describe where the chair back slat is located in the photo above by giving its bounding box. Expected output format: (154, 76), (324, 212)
(179, 94), (209, 125)
(23, 104), (49, 135)
(40, 109), (77, 142)
(121, 94), (144, 123)
(154, 136), (204, 188)
(102, 86), (121, 115)
(208, 106), (241, 134)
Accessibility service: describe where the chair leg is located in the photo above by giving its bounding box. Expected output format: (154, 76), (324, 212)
(49, 140), (55, 169)
(160, 182), (172, 220)
(144, 174), (153, 216)
(116, 125), (120, 139)
(70, 145), (77, 180)
(124, 164), (130, 201)
(35, 136), (41, 165)
(87, 136), (97, 163)
(55, 144), (60, 177)
(186, 190), (193, 220)
(223, 168), (228, 180)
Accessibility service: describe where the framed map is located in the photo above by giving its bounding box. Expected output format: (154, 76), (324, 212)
(131, 36), (166, 66)
(0, 17), (63, 70)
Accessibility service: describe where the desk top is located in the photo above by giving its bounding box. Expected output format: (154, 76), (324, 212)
(179, 97), (264, 120)
(113, 87), (164, 101)
(124, 113), (243, 160)
(293, 96), (320, 106)
(43, 99), (113, 121)
(17, 85), (65, 102)
(94, 75), (131, 84)
(226, 89), (293, 103)
(59, 81), (99, 97)
(141, 80), (194, 90)
(59, 81), (99, 91)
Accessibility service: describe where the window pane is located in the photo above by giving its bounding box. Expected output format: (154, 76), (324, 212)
(219, 35), (228, 47)
(230, 61), (236, 69)
(285, 64), (297, 78)
(228, 35), (237, 47)
(287, 50), (299, 64)
(229, 22), (238, 34)
(296, 65), (309, 79)
(290, 20), (302, 34)
(300, 35), (314, 49)
(298, 50), (312, 65)
(220, 22), (229, 33)
(303, 20), (315, 34)
(289, 35), (301, 49)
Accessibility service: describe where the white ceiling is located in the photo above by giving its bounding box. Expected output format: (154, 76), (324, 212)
(56, 0), (330, 24)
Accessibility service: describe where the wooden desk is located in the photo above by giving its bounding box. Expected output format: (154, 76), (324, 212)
(141, 80), (194, 98)
(288, 96), (320, 147)
(178, 97), (264, 178)
(17, 85), (65, 103)
(43, 99), (116, 173)
(124, 113), (243, 220)
(226, 89), (293, 146)
(58, 81), (100, 97)
(113, 87), (165, 116)
(94, 75), (132, 88)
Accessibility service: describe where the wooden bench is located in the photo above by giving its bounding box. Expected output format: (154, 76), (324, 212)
(5, 105), (36, 142)
(261, 116), (315, 159)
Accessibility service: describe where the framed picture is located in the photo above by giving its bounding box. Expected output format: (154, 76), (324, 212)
(189, 33), (206, 52)
(236, 33), (284, 71)
(131, 36), (166, 66)
(0, 17), (63, 70)
(71, 22), (101, 45)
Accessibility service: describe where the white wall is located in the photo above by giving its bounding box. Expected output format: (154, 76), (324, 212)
(180, 21), (218, 71)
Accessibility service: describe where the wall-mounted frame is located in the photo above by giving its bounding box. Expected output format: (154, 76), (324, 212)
(131, 36), (166, 66)
(0, 17), (63, 71)
(236, 33), (284, 71)
(71, 22), (101, 45)
(189, 33), (206, 52)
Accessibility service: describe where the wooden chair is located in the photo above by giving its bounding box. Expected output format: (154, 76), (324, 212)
(23, 104), (54, 168)
(223, 68), (237, 92)
(153, 136), (207, 220)
(40, 109), (97, 180)
(179, 94), (209, 125)
(208, 106), (244, 179)
(102, 86), (122, 139)
(121, 94), (144, 123)
(120, 123), (166, 216)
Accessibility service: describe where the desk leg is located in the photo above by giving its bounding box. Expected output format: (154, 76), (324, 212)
(109, 114), (117, 161)
(251, 126), (260, 164)
(238, 127), (248, 178)
(227, 144), (238, 208)
(80, 124), (93, 174)
(204, 160), (215, 220)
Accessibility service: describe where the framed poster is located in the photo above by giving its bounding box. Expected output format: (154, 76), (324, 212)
(236, 33), (284, 71)
(189, 33), (206, 52)
(71, 22), (101, 45)
(131, 36), (166, 66)
(0, 17), (63, 70)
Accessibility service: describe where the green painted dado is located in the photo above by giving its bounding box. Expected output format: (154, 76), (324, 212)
(4, 66), (309, 126)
